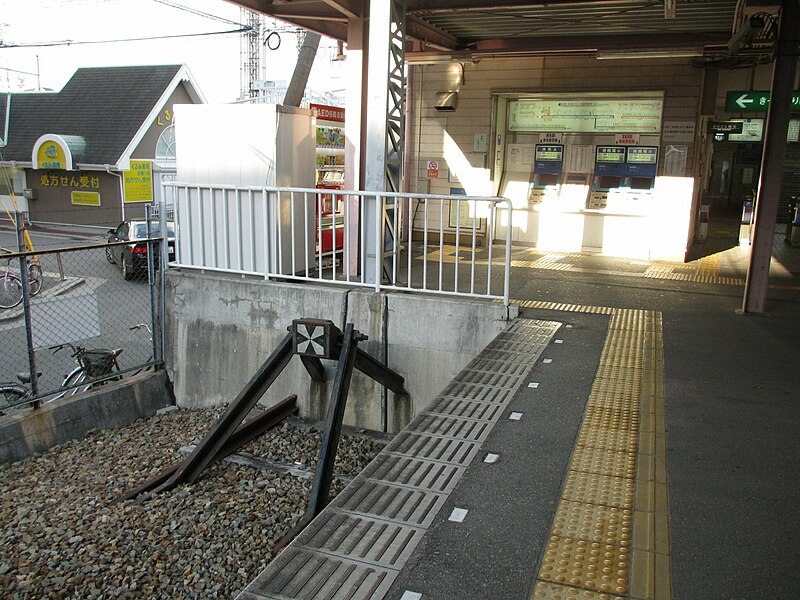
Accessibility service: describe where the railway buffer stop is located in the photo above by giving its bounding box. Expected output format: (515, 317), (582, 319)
(120, 318), (407, 545)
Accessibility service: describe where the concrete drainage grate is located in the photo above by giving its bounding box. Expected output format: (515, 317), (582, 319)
(385, 430), (483, 466)
(333, 479), (447, 528)
(236, 318), (561, 599)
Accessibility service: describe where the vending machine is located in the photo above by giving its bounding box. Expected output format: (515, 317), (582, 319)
(528, 144), (564, 205)
(311, 103), (346, 259)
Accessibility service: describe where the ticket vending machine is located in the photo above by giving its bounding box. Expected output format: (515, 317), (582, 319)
(589, 146), (626, 209)
(624, 146), (658, 191)
(528, 144), (564, 205)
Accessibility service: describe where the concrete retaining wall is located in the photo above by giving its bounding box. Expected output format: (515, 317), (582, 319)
(0, 371), (174, 464)
(166, 270), (517, 431)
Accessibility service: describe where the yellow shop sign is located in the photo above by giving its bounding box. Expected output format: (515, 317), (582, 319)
(71, 191), (101, 206)
(123, 160), (154, 203)
(32, 134), (85, 170)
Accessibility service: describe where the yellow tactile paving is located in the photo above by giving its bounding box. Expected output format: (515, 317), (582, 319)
(577, 427), (638, 454)
(550, 500), (633, 548)
(523, 300), (670, 600)
(570, 447), (638, 479)
(538, 534), (630, 595)
(561, 471), (636, 510)
(532, 581), (625, 600)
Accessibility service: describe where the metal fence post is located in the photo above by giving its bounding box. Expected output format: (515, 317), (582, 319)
(145, 206), (159, 366)
(16, 215), (39, 406)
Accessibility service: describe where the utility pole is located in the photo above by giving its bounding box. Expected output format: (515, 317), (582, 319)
(283, 30), (321, 107)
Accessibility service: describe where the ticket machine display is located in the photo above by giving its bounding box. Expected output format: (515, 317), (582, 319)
(589, 146), (626, 208)
(625, 146), (658, 190)
(528, 144), (564, 205)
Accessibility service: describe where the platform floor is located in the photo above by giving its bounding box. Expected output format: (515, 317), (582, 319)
(239, 233), (800, 600)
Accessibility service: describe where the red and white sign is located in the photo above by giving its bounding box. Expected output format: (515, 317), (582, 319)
(310, 103), (345, 123)
(426, 160), (439, 179)
(614, 133), (640, 145)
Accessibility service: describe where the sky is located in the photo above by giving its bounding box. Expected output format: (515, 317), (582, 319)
(0, 0), (345, 103)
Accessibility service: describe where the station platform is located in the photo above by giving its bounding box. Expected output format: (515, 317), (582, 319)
(237, 232), (800, 600)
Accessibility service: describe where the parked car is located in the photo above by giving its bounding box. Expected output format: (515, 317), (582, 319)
(106, 220), (175, 280)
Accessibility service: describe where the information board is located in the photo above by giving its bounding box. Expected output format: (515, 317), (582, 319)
(728, 119), (763, 142)
(509, 98), (663, 133)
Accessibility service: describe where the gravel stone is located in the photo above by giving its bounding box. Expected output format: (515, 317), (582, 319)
(0, 407), (386, 599)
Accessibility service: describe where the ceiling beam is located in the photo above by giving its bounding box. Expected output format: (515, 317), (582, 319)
(320, 0), (363, 19)
(259, 2), (348, 21)
(406, 15), (460, 50)
(468, 31), (729, 52)
(407, 0), (644, 13)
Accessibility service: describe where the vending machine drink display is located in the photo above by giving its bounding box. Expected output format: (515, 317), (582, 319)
(311, 104), (346, 260)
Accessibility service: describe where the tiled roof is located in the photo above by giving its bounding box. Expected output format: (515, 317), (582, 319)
(0, 65), (182, 165)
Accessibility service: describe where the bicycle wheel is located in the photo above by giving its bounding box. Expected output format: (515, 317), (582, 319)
(28, 262), (44, 296)
(0, 274), (23, 309)
(0, 387), (27, 414)
(62, 370), (90, 396)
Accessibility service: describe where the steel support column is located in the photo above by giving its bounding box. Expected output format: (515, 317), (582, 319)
(364, 0), (406, 283)
(742, 0), (800, 313)
(345, 17), (367, 277)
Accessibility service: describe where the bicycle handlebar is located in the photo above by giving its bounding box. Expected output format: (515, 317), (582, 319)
(49, 343), (79, 354)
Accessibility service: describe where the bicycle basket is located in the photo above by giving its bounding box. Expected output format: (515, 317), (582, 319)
(80, 350), (119, 377)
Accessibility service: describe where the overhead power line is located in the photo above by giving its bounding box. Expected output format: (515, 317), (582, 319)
(0, 65), (38, 76)
(150, 0), (247, 28)
(0, 27), (253, 49)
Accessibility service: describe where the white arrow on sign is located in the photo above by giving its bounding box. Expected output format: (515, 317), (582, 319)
(736, 94), (755, 109)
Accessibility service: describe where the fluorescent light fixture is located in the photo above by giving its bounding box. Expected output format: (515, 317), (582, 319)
(597, 47), (703, 60)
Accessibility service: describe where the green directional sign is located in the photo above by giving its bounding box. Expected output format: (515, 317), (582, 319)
(726, 90), (800, 112)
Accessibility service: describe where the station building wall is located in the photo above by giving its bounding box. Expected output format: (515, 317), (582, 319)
(408, 56), (707, 259)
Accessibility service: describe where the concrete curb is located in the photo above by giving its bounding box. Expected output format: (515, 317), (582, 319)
(0, 370), (174, 464)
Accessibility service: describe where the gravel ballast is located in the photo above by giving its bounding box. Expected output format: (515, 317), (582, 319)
(0, 407), (386, 599)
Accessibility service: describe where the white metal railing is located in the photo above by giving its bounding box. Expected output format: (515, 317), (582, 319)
(163, 183), (513, 305)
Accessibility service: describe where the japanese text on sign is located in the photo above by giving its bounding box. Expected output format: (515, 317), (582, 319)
(123, 160), (154, 203)
(40, 173), (100, 189)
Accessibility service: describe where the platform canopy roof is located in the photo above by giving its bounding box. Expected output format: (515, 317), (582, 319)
(227, 0), (778, 64)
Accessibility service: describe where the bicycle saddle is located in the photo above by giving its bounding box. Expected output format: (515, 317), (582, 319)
(16, 372), (42, 384)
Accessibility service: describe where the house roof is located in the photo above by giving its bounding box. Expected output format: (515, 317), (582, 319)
(0, 64), (196, 167)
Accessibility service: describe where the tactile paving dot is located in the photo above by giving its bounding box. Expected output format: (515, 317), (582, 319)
(587, 379), (640, 406)
(562, 471), (635, 509)
(550, 500), (632, 548)
(570, 447), (637, 479)
(538, 535), (629, 595)
(531, 580), (625, 600)
(577, 427), (638, 454)
(582, 406), (640, 431)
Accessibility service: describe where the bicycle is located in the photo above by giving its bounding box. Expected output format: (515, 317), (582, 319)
(0, 343), (123, 414)
(129, 323), (157, 374)
(0, 252), (44, 310)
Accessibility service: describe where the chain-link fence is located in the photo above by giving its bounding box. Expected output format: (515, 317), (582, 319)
(1, 237), (164, 412)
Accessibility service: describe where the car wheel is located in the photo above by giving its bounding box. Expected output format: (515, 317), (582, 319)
(105, 246), (116, 264)
(122, 255), (134, 281)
